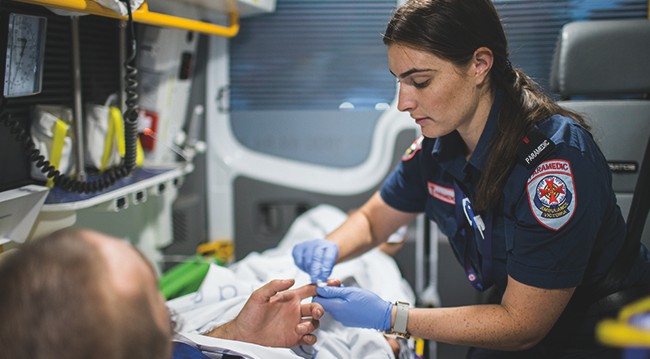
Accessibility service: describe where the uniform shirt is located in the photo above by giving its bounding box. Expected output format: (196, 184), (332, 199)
(380, 92), (650, 297)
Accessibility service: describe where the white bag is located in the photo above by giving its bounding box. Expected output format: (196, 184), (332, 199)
(30, 105), (75, 183)
(85, 102), (125, 171)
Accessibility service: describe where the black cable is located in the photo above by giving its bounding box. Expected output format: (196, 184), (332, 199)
(0, 2), (140, 193)
(121, 0), (139, 172)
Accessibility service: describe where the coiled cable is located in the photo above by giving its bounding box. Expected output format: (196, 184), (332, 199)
(121, 0), (138, 172)
(0, 1), (139, 193)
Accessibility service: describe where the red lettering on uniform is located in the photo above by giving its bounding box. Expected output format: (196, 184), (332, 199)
(428, 182), (455, 205)
(530, 159), (571, 180)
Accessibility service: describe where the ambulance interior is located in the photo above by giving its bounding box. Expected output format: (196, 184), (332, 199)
(0, 0), (649, 358)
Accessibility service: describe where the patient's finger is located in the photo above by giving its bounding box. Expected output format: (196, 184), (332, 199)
(255, 279), (295, 301)
(298, 333), (317, 346)
(300, 302), (323, 319)
(297, 318), (320, 336)
(291, 283), (318, 299)
(325, 279), (342, 287)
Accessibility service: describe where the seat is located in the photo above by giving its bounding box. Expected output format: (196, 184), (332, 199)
(550, 18), (650, 247)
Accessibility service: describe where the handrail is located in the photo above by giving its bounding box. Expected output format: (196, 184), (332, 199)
(13, 0), (240, 37)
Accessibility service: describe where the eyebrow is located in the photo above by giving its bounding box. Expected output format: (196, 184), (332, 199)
(390, 68), (434, 79)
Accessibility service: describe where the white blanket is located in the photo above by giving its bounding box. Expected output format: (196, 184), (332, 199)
(167, 204), (415, 359)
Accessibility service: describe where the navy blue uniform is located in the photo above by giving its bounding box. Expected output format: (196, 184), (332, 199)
(380, 93), (650, 356)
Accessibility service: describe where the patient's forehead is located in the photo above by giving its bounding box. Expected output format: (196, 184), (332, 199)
(82, 230), (170, 332)
(78, 230), (172, 344)
(82, 230), (156, 294)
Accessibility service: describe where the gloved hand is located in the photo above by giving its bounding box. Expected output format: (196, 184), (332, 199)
(292, 239), (338, 284)
(313, 286), (393, 331)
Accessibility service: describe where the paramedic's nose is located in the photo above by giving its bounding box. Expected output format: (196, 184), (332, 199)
(396, 85), (415, 113)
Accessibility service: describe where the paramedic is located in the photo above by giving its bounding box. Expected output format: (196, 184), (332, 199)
(0, 228), (324, 359)
(292, 0), (650, 357)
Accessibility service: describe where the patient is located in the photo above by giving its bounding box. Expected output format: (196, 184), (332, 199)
(0, 228), (324, 359)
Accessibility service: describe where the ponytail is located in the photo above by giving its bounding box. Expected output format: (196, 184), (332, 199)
(474, 67), (590, 211)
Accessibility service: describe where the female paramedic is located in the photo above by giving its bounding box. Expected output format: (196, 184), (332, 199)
(292, 0), (650, 357)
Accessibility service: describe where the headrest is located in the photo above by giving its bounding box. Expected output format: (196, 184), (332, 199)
(550, 19), (650, 97)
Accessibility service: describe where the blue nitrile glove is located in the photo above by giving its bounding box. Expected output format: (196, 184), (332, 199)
(292, 239), (338, 284)
(313, 286), (393, 331)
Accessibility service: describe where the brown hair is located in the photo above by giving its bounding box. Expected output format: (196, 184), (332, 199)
(383, 0), (589, 210)
(0, 229), (171, 359)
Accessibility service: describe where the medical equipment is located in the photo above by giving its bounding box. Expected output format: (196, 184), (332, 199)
(3, 13), (46, 98)
(0, 0), (140, 194)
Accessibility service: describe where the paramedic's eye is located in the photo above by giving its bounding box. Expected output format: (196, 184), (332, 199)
(412, 80), (430, 89)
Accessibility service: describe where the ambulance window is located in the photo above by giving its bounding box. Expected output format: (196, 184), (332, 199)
(230, 0), (397, 168)
(229, 0), (647, 167)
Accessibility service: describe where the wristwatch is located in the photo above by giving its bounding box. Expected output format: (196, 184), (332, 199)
(385, 301), (410, 339)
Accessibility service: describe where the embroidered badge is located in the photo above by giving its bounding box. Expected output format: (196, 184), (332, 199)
(427, 182), (454, 205)
(402, 135), (424, 161)
(526, 159), (576, 231)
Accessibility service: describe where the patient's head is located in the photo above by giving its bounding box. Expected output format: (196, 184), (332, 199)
(0, 228), (172, 359)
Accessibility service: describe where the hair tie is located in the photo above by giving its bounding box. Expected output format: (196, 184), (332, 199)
(503, 58), (516, 83)
(504, 59), (513, 73)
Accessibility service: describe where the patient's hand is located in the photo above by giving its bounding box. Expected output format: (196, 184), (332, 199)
(204, 279), (324, 348)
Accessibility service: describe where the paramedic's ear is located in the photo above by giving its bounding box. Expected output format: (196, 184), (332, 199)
(472, 46), (494, 85)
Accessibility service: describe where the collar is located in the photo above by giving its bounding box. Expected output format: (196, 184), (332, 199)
(431, 88), (505, 182)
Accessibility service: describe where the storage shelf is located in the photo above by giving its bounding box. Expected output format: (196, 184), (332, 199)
(151, 0), (275, 18)
(12, 0), (243, 37)
(43, 163), (192, 212)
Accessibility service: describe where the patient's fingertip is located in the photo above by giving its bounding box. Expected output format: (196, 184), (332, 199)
(313, 307), (323, 318)
(303, 334), (317, 345)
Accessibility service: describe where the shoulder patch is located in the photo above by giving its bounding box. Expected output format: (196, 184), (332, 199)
(526, 159), (576, 231)
(402, 135), (424, 161)
(517, 128), (555, 169)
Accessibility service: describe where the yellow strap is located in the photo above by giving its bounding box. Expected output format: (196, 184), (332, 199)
(108, 106), (144, 168)
(110, 107), (126, 157)
(136, 136), (145, 167)
(100, 108), (118, 171)
(47, 119), (69, 187)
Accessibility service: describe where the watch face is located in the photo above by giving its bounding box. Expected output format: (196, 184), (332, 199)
(4, 13), (47, 98)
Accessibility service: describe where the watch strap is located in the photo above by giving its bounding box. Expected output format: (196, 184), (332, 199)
(386, 301), (410, 338)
